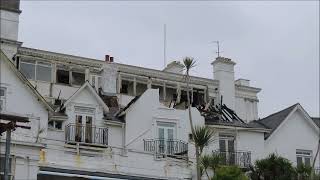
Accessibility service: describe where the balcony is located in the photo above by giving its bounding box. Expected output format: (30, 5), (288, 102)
(65, 124), (108, 146)
(143, 139), (188, 160)
(213, 150), (251, 168)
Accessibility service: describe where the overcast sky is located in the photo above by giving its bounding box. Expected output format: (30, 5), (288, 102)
(18, 1), (319, 118)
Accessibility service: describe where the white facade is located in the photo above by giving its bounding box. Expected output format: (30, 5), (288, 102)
(0, 1), (319, 179)
(264, 105), (320, 167)
(0, 51), (51, 180)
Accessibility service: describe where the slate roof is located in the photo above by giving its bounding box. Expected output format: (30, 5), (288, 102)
(312, 117), (320, 128)
(257, 103), (299, 139)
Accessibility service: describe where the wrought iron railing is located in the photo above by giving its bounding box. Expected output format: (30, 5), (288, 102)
(65, 124), (108, 146)
(143, 139), (188, 160)
(213, 150), (251, 168)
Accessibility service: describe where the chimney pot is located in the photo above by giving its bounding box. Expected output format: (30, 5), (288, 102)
(110, 57), (114, 62)
(105, 55), (110, 62)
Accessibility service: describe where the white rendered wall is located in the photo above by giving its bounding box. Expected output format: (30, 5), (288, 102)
(0, 55), (49, 180)
(212, 59), (236, 110)
(237, 130), (265, 163)
(0, 10), (19, 41)
(235, 97), (259, 122)
(264, 109), (320, 167)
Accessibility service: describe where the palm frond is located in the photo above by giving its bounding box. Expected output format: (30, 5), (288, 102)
(192, 126), (214, 154)
(183, 57), (197, 73)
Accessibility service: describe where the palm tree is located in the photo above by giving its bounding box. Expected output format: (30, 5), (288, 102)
(200, 154), (211, 179)
(194, 126), (214, 179)
(193, 126), (214, 155)
(183, 57), (201, 179)
(200, 153), (222, 180)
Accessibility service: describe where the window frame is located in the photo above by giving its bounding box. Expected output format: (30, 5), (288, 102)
(48, 120), (63, 130)
(56, 69), (70, 85)
(36, 61), (52, 82)
(90, 74), (102, 90)
(0, 87), (6, 111)
(56, 66), (86, 87)
(156, 122), (176, 140)
(71, 71), (85, 86)
(19, 59), (52, 82)
(296, 149), (312, 167)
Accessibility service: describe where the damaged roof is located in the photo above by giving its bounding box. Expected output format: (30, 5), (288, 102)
(198, 101), (268, 129)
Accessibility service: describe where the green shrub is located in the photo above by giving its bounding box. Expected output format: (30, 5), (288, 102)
(250, 153), (296, 180)
(211, 166), (248, 180)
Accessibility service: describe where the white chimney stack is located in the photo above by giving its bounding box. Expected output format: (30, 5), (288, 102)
(211, 57), (236, 110)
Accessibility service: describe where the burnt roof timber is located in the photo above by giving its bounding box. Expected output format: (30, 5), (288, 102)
(0, 113), (29, 122)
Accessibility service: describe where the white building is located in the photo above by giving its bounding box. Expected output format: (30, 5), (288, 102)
(254, 103), (320, 168)
(0, 49), (54, 180)
(0, 0), (319, 179)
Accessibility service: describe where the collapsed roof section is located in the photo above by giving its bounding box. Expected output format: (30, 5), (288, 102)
(197, 100), (266, 129)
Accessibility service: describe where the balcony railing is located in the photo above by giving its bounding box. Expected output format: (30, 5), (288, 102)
(143, 139), (188, 160)
(213, 150), (251, 168)
(65, 124), (108, 146)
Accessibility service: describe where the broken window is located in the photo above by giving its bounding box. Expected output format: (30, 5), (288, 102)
(20, 59), (36, 80)
(72, 72), (85, 86)
(56, 69), (70, 84)
(192, 89), (205, 107)
(48, 120), (62, 130)
(120, 84), (128, 94)
(36, 62), (52, 82)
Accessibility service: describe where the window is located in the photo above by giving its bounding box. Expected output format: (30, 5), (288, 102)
(90, 75), (102, 90)
(75, 114), (94, 143)
(120, 84), (128, 94)
(219, 134), (236, 165)
(48, 120), (62, 130)
(36, 62), (52, 82)
(56, 69), (70, 84)
(0, 155), (14, 179)
(296, 150), (312, 167)
(157, 122), (176, 154)
(157, 122), (176, 141)
(71, 72), (85, 86)
(20, 59), (36, 80)
(20, 59), (52, 82)
(56, 66), (85, 86)
(0, 88), (6, 111)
